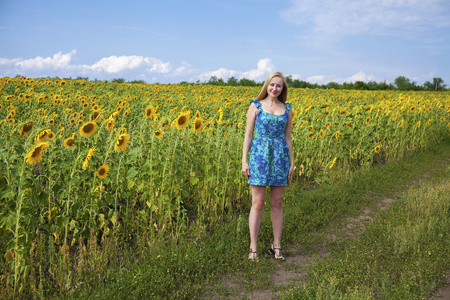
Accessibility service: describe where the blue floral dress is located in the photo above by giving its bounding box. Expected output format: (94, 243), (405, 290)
(248, 99), (291, 186)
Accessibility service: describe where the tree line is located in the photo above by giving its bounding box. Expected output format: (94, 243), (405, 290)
(24, 74), (446, 91)
(199, 75), (447, 91)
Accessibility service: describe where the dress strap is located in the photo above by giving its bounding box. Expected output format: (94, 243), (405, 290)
(285, 103), (292, 113)
(250, 99), (261, 109)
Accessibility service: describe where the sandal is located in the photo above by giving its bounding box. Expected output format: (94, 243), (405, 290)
(248, 250), (258, 262)
(268, 244), (286, 261)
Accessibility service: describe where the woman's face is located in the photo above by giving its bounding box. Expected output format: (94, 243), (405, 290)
(267, 76), (283, 98)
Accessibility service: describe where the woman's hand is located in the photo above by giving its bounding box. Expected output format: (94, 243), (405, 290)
(288, 164), (294, 184)
(242, 162), (250, 180)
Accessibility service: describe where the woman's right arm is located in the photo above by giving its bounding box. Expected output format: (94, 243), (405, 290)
(242, 103), (257, 179)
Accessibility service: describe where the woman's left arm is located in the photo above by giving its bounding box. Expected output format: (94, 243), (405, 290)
(285, 109), (294, 183)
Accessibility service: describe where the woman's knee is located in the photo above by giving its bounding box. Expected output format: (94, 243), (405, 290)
(270, 198), (283, 210)
(252, 200), (265, 211)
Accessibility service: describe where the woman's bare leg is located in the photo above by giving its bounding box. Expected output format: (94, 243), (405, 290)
(270, 186), (285, 249)
(249, 185), (266, 256)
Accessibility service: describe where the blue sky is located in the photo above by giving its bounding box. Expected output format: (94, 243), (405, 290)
(1, 0), (449, 85)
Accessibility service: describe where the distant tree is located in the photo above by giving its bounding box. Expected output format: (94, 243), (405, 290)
(423, 77), (446, 90)
(227, 76), (238, 86)
(111, 78), (126, 83)
(354, 81), (369, 90)
(341, 82), (355, 90)
(129, 79), (146, 84)
(238, 78), (257, 86)
(325, 82), (340, 89)
(208, 76), (218, 84)
(394, 76), (417, 90)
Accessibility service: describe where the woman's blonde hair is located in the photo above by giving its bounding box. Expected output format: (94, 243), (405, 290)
(256, 72), (289, 103)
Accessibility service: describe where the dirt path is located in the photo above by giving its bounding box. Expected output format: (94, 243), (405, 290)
(205, 184), (450, 299)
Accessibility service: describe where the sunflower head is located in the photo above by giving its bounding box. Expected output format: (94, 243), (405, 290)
(97, 165), (110, 179)
(374, 145), (381, 153)
(193, 117), (203, 133)
(35, 129), (50, 143)
(63, 137), (76, 149)
(80, 121), (97, 137)
(25, 142), (50, 165)
(114, 133), (130, 152)
(335, 131), (341, 139)
(175, 113), (189, 130)
(106, 118), (115, 131)
(154, 130), (163, 139)
(145, 105), (155, 119)
(20, 122), (34, 136)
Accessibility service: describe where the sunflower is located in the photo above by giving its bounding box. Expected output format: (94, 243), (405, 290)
(195, 110), (201, 118)
(441, 117), (446, 122)
(36, 129), (49, 143)
(410, 106), (416, 112)
(427, 119), (432, 126)
(106, 118), (115, 131)
(46, 130), (55, 141)
(20, 122), (34, 136)
(374, 145), (381, 153)
(91, 110), (100, 121)
(307, 132), (314, 139)
(346, 121), (352, 128)
(114, 133), (130, 152)
(25, 142), (50, 165)
(415, 121), (421, 128)
(79, 121), (97, 138)
(365, 116), (371, 125)
(97, 165), (109, 179)
(193, 117), (203, 133)
(335, 130), (340, 139)
(175, 112), (189, 130)
(319, 129), (324, 138)
(400, 119), (405, 127)
(82, 147), (97, 170)
(63, 137), (76, 149)
(145, 105), (155, 119)
(154, 130), (163, 139)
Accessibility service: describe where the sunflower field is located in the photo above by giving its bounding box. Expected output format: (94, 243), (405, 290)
(0, 76), (449, 296)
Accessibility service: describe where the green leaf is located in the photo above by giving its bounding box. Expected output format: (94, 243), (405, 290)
(189, 177), (199, 185)
(0, 186), (15, 200)
(55, 215), (70, 228)
(127, 167), (139, 180)
(0, 211), (17, 230)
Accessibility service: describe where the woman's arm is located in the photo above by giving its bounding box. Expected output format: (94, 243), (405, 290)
(285, 109), (294, 183)
(242, 103), (257, 179)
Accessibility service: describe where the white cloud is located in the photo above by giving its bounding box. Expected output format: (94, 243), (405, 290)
(304, 72), (382, 84)
(343, 71), (381, 83)
(198, 58), (276, 82)
(281, 0), (450, 39)
(306, 75), (325, 84)
(16, 50), (76, 70)
(87, 55), (171, 74)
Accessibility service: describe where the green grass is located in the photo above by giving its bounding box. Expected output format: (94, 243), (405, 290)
(18, 137), (447, 299)
(281, 163), (450, 299)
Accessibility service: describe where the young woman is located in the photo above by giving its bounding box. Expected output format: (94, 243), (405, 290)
(242, 72), (294, 261)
